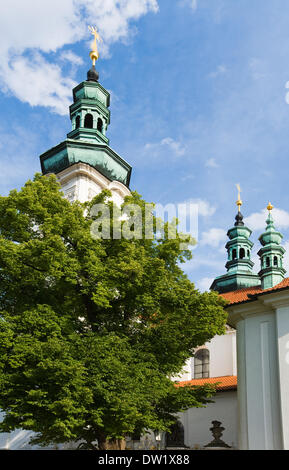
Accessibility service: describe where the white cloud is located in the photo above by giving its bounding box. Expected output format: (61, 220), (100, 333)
(179, 0), (198, 11)
(1, 53), (77, 115)
(208, 65), (227, 79)
(183, 256), (224, 273)
(177, 198), (216, 218)
(161, 137), (186, 156)
(59, 50), (84, 66)
(190, 0), (198, 11)
(145, 137), (186, 157)
(0, 0), (159, 114)
(245, 208), (289, 231)
(200, 228), (227, 248)
(195, 199), (216, 217)
(249, 58), (267, 81)
(196, 277), (214, 292)
(285, 81), (289, 105)
(181, 174), (195, 182)
(205, 157), (219, 168)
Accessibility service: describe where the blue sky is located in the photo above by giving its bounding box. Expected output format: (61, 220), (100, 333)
(1, 0), (289, 290)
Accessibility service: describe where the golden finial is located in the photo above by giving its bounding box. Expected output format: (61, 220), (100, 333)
(236, 184), (243, 212)
(267, 202), (274, 212)
(88, 26), (102, 66)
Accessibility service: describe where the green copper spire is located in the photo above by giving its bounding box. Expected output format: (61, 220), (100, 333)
(211, 191), (260, 293)
(39, 65), (131, 186)
(66, 25), (110, 145)
(66, 71), (111, 145)
(257, 204), (286, 290)
(39, 26), (131, 187)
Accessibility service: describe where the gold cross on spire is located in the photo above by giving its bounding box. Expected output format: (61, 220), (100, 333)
(88, 26), (102, 66)
(236, 184), (243, 212)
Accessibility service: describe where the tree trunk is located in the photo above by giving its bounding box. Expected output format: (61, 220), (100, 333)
(98, 437), (126, 450)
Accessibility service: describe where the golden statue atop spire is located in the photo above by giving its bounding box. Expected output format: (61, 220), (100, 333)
(88, 26), (102, 66)
(267, 202), (274, 212)
(236, 184), (243, 212)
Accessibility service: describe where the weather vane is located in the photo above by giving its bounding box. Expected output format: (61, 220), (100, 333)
(88, 26), (102, 66)
(236, 184), (242, 212)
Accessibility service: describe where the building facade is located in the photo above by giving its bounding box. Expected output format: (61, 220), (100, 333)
(213, 202), (289, 450)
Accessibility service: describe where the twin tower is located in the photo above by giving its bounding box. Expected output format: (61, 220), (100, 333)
(211, 201), (286, 294)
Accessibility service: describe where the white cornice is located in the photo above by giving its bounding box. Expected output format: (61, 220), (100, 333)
(227, 288), (289, 326)
(56, 163), (131, 199)
(108, 180), (131, 199)
(57, 162), (111, 188)
(228, 299), (274, 326)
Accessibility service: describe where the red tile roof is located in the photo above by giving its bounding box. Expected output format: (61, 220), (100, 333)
(221, 277), (289, 306)
(176, 375), (237, 392)
(221, 286), (262, 305)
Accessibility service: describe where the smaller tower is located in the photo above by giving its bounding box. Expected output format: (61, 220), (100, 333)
(211, 186), (260, 293)
(258, 203), (286, 290)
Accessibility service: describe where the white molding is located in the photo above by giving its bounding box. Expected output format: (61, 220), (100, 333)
(57, 162), (111, 190)
(56, 162), (131, 205)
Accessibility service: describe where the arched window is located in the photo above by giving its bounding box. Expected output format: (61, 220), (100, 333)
(75, 115), (80, 129)
(266, 257), (270, 268)
(232, 249), (237, 260)
(247, 250), (250, 258)
(97, 118), (103, 133)
(84, 113), (93, 129)
(194, 349), (210, 379)
(274, 256), (278, 267)
(240, 248), (245, 259)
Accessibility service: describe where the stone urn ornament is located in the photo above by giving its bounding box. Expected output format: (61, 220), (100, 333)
(204, 421), (231, 449)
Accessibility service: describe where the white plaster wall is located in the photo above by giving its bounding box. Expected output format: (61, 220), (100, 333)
(57, 163), (131, 207)
(207, 331), (236, 378)
(276, 305), (289, 449)
(174, 358), (192, 382)
(61, 175), (102, 204)
(179, 391), (238, 449)
(235, 310), (283, 450)
(176, 329), (237, 382)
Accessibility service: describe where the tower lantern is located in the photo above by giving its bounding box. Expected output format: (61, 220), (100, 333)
(258, 203), (286, 290)
(211, 186), (260, 293)
(39, 26), (132, 204)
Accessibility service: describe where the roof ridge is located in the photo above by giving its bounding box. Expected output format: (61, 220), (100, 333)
(176, 375), (237, 392)
(220, 277), (289, 306)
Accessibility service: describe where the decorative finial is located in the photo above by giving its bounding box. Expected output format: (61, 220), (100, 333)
(236, 184), (243, 212)
(204, 421), (231, 449)
(267, 202), (274, 212)
(88, 26), (102, 66)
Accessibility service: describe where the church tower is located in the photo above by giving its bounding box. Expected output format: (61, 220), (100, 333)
(39, 27), (132, 206)
(258, 203), (286, 289)
(211, 188), (260, 293)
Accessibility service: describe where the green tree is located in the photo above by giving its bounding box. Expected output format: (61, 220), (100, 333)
(0, 174), (227, 450)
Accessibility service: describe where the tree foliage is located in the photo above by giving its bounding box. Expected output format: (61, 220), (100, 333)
(0, 174), (227, 449)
